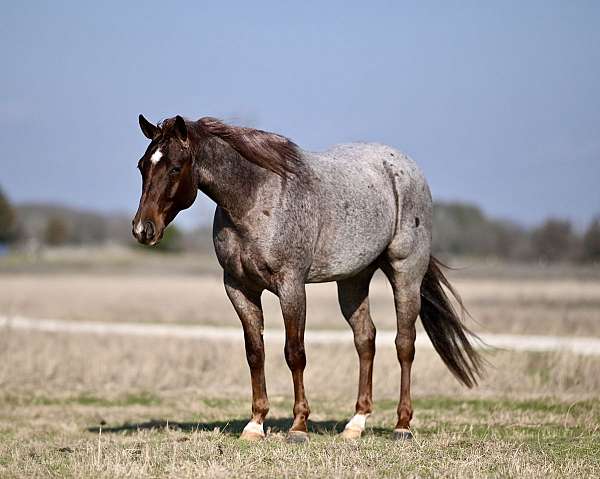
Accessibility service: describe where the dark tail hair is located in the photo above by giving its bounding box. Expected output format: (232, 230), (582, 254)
(420, 256), (484, 387)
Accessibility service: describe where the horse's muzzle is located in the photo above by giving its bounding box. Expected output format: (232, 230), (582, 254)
(132, 219), (159, 245)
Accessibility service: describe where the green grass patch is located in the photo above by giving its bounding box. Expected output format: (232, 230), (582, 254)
(406, 396), (600, 418)
(2, 394), (599, 478)
(0, 392), (161, 408)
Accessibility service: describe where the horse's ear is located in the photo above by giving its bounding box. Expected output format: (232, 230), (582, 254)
(139, 114), (159, 140)
(174, 115), (188, 143)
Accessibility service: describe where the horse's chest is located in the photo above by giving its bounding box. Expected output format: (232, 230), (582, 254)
(213, 225), (275, 288)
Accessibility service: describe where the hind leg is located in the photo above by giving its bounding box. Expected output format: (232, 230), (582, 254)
(337, 266), (377, 439)
(381, 252), (429, 439)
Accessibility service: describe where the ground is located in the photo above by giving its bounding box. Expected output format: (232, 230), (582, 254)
(0, 248), (599, 477)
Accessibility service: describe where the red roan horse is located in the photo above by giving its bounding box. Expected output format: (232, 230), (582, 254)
(133, 114), (483, 443)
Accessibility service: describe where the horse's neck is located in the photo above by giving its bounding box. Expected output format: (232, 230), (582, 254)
(193, 138), (271, 219)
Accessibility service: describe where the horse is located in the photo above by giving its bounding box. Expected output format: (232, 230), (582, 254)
(132, 114), (483, 443)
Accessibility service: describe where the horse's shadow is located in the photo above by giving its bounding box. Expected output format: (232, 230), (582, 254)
(88, 418), (389, 437)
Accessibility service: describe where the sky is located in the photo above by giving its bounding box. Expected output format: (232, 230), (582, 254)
(1, 1), (599, 229)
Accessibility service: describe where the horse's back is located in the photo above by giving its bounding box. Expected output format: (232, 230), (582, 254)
(304, 143), (431, 282)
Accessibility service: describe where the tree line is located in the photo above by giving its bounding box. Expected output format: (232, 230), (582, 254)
(1, 187), (599, 262)
(432, 202), (600, 262)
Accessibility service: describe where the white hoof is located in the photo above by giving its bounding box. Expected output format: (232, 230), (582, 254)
(341, 427), (363, 440)
(240, 420), (265, 441)
(341, 413), (369, 440)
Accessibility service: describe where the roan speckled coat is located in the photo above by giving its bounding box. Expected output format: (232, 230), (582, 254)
(133, 114), (483, 443)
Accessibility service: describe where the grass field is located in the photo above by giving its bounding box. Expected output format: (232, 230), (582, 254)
(2, 266), (600, 337)
(1, 330), (599, 478)
(1, 249), (599, 477)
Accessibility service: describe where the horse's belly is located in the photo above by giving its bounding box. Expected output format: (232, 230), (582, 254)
(306, 192), (396, 283)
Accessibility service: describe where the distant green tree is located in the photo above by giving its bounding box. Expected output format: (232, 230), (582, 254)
(44, 217), (70, 246)
(433, 202), (506, 257)
(0, 187), (17, 243)
(153, 225), (184, 253)
(491, 220), (530, 260)
(531, 219), (575, 262)
(582, 217), (600, 262)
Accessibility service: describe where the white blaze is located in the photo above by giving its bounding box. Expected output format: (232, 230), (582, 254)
(135, 222), (144, 235)
(150, 148), (163, 164)
(345, 413), (368, 432)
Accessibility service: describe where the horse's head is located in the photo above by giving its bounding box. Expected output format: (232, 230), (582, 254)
(132, 115), (198, 245)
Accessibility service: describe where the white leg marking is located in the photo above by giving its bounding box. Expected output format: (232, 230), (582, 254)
(345, 413), (368, 432)
(150, 147), (163, 164)
(243, 420), (264, 435)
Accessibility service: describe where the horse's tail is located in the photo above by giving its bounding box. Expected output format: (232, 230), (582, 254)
(419, 256), (484, 387)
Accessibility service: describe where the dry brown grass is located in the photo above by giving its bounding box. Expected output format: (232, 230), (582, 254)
(0, 329), (599, 478)
(2, 329), (600, 400)
(2, 271), (600, 337)
(1, 251), (599, 477)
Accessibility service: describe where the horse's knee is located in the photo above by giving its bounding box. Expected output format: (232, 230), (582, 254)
(246, 347), (264, 369)
(243, 328), (265, 364)
(284, 343), (306, 369)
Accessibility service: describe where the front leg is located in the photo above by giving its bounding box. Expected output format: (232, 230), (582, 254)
(224, 274), (269, 441)
(278, 277), (311, 443)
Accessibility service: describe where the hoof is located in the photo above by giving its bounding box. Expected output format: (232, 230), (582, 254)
(286, 431), (309, 444)
(393, 428), (413, 440)
(240, 430), (265, 442)
(340, 427), (363, 440)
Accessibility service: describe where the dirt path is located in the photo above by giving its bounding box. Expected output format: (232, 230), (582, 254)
(2, 315), (599, 356)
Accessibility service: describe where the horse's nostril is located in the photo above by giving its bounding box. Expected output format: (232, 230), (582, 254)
(143, 221), (155, 239)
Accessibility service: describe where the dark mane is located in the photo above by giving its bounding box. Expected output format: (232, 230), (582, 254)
(197, 117), (303, 178)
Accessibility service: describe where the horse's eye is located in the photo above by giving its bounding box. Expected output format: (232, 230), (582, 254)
(169, 166), (182, 176)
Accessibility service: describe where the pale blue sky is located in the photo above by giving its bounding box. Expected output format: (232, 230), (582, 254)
(1, 1), (599, 228)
